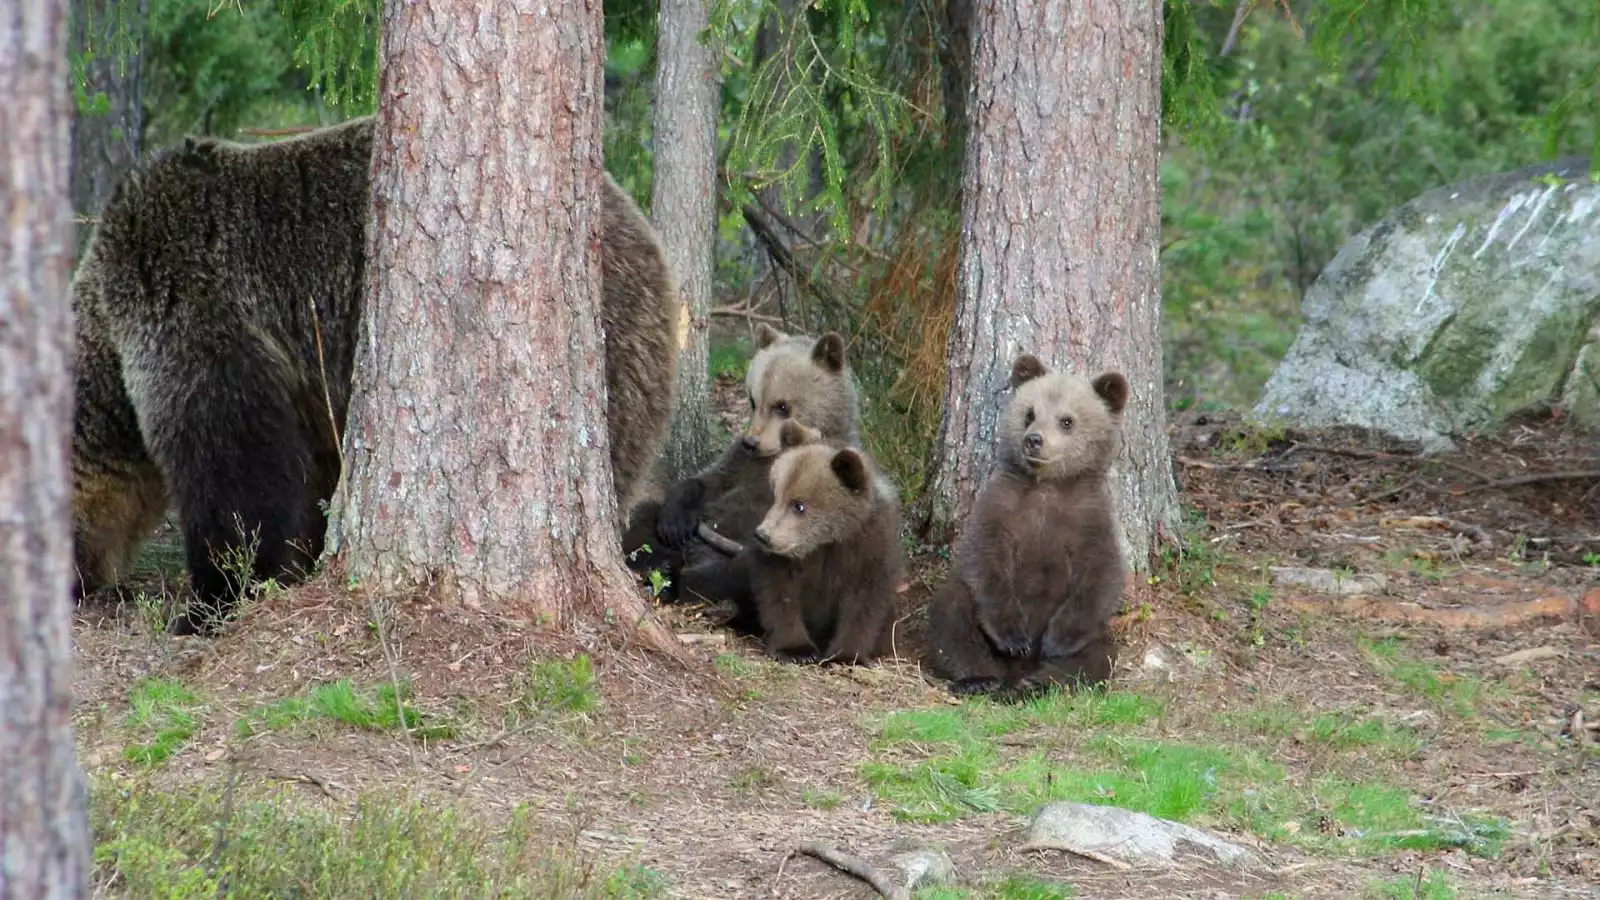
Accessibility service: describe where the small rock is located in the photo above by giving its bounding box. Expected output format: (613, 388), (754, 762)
(1270, 566), (1387, 596)
(1021, 801), (1258, 870)
(1399, 709), (1440, 728)
(891, 849), (955, 889)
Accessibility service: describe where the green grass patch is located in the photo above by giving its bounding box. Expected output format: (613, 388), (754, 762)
(520, 654), (601, 718)
(1234, 775), (1510, 858)
(123, 677), (203, 766)
(1357, 637), (1509, 721)
(91, 776), (667, 898)
(1231, 703), (1424, 755)
(237, 678), (456, 741)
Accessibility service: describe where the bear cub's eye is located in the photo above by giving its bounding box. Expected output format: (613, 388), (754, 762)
(791, 500), (807, 515)
(774, 401), (790, 417)
(1023, 408), (1035, 426)
(1058, 416), (1074, 431)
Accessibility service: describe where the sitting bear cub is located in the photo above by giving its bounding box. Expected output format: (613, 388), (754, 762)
(741, 422), (903, 665)
(924, 353), (1130, 701)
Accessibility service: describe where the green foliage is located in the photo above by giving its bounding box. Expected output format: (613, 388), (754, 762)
(144, 0), (320, 146)
(237, 678), (456, 740)
(123, 677), (203, 765)
(91, 776), (668, 898)
(521, 654), (601, 717)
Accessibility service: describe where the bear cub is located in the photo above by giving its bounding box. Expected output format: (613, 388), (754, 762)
(623, 324), (861, 606)
(739, 421), (903, 665)
(924, 353), (1130, 701)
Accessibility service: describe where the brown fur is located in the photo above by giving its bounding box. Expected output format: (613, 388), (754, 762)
(71, 116), (679, 634)
(622, 325), (861, 607)
(924, 353), (1130, 701)
(739, 433), (903, 664)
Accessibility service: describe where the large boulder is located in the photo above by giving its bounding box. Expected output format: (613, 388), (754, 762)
(1255, 156), (1600, 451)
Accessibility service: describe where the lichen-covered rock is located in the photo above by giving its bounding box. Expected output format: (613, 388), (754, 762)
(1256, 157), (1600, 450)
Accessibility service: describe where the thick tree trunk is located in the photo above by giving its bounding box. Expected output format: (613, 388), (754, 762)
(651, 0), (722, 480)
(328, 0), (678, 654)
(918, 0), (1178, 571)
(938, 0), (972, 169)
(68, 0), (144, 260)
(0, 0), (93, 891)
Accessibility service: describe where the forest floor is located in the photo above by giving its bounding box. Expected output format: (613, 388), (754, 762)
(72, 369), (1599, 900)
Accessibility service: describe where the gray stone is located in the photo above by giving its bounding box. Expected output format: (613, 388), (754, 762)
(1021, 801), (1259, 869)
(890, 849), (955, 888)
(1269, 566), (1388, 596)
(1256, 157), (1600, 450)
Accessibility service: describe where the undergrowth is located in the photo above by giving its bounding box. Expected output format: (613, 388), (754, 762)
(90, 776), (667, 898)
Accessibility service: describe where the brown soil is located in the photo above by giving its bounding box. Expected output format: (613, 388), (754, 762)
(73, 389), (1600, 899)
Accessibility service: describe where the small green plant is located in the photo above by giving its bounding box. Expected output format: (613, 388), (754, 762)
(238, 679), (455, 740)
(123, 678), (203, 765)
(521, 654), (601, 718)
(1366, 867), (1459, 899)
(1583, 551), (1600, 566)
(800, 786), (843, 809)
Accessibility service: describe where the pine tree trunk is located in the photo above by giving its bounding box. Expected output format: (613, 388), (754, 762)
(651, 0), (722, 480)
(918, 0), (1178, 571)
(0, 0), (93, 891)
(69, 0), (144, 260)
(328, 0), (678, 654)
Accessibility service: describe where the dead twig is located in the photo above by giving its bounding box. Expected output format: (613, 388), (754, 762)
(796, 842), (910, 900)
(697, 522), (745, 556)
(1459, 470), (1600, 493)
(741, 203), (848, 316)
(1043, 845), (1134, 872)
(1378, 515), (1492, 544)
(710, 304), (784, 324)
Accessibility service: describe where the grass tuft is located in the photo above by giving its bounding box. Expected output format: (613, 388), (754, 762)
(238, 678), (456, 741)
(90, 775), (668, 898)
(123, 677), (203, 766)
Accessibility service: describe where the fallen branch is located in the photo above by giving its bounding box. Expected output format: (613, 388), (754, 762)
(796, 842), (910, 900)
(1459, 470), (1600, 493)
(709, 304), (784, 324)
(1378, 515), (1492, 544)
(1046, 845), (1133, 872)
(741, 203), (848, 316)
(697, 522), (745, 556)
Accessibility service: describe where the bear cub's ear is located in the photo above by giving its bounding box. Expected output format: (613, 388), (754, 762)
(830, 449), (870, 493)
(1010, 353), (1049, 389)
(779, 420), (822, 449)
(811, 332), (847, 373)
(755, 323), (786, 350)
(1092, 372), (1130, 415)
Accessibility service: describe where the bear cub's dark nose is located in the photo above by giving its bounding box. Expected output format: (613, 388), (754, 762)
(1024, 433), (1043, 453)
(754, 527), (773, 547)
(741, 435), (760, 450)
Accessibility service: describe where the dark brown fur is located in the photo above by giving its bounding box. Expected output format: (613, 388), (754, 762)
(622, 324), (861, 607)
(924, 354), (1130, 701)
(738, 431), (903, 664)
(71, 116), (679, 635)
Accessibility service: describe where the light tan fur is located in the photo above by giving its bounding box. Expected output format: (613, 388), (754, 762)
(741, 324), (860, 457)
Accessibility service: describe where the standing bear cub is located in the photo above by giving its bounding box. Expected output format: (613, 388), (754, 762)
(924, 353), (1130, 701)
(622, 324), (861, 606)
(738, 422), (903, 665)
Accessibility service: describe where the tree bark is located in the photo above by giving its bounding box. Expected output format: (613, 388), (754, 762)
(68, 0), (144, 260)
(328, 0), (679, 654)
(651, 0), (723, 480)
(917, 0), (1178, 571)
(938, 0), (972, 170)
(0, 0), (93, 890)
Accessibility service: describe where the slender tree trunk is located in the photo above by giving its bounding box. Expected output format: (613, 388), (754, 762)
(327, 0), (679, 654)
(652, 0), (723, 480)
(938, 0), (972, 171)
(68, 0), (145, 260)
(917, 0), (1178, 571)
(0, 0), (93, 891)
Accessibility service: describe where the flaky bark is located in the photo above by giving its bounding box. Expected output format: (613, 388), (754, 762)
(0, 0), (93, 891)
(919, 0), (1178, 570)
(329, 0), (677, 653)
(652, 0), (723, 479)
(69, 0), (144, 260)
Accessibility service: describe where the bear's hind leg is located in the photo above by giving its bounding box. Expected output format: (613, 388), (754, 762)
(923, 579), (1008, 696)
(126, 336), (326, 636)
